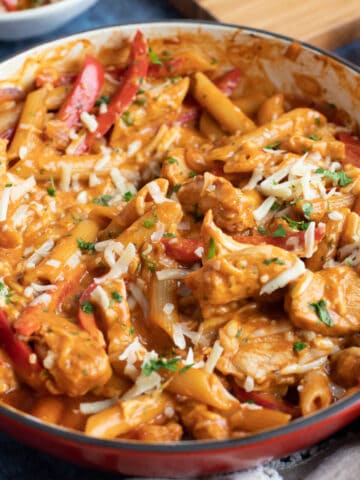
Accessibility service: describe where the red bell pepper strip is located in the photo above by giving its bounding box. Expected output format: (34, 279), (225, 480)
(214, 67), (242, 96)
(338, 132), (360, 167)
(234, 386), (301, 418)
(57, 55), (105, 129)
(84, 30), (149, 150)
(162, 237), (203, 264)
(14, 265), (86, 337)
(1, 0), (18, 11)
(0, 308), (43, 389)
(233, 224), (325, 251)
(77, 283), (105, 347)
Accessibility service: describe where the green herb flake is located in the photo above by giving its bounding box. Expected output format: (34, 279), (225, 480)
(282, 216), (309, 231)
(207, 238), (216, 259)
(314, 117), (321, 126)
(309, 299), (334, 327)
(0, 281), (12, 305)
(270, 201), (281, 212)
(167, 156), (178, 165)
(263, 257), (286, 265)
(264, 141), (281, 151)
(258, 226), (268, 235)
(148, 46), (162, 65)
(141, 254), (156, 272)
(210, 57), (218, 65)
(81, 301), (94, 314)
(173, 184), (181, 193)
(77, 238), (96, 253)
(188, 170), (197, 178)
(293, 341), (308, 352)
(95, 95), (110, 106)
(111, 291), (123, 303)
(302, 202), (313, 220)
(47, 176), (56, 197)
(92, 194), (112, 206)
(123, 191), (135, 202)
(5, 183), (12, 188)
(315, 168), (353, 187)
(141, 357), (180, 376)
(134, 98), (146, 106)
(179, 364), (194, 374)
(142, 214), (158, 229)
(163, 232), (176, 238)
(309, 134), (320, 141)
(272, 225), (287, 238)
(129, 326), (135, 336)
(121, 111), (133, 126)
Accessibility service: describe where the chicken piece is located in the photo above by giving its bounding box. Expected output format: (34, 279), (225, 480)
(330, 347), (360, 388)
(0, 348), (18, 394)
(33, 314), (112, 397)
(186, 244), (304, 305)
(216, 303), (299, 389)
(285, 266), (360, 336)
(128, 423), (183, 442)
(177, 172), (254, 233)
(178, 401), (230, 440)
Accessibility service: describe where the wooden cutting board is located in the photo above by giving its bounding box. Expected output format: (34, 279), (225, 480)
(169, 0), (360, 49)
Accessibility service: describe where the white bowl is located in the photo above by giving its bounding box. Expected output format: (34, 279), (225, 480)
(0, 0), (98, 41)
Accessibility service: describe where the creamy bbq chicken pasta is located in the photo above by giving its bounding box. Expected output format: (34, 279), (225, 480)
(0, 30), (359, 442)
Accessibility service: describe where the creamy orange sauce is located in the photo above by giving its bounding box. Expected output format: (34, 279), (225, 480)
(0, 30), (359, 442)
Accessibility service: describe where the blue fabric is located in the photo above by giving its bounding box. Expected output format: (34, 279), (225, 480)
(0, 1), (358, 478)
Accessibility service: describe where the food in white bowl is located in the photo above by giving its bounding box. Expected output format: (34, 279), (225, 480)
(0, 0), (98, 40)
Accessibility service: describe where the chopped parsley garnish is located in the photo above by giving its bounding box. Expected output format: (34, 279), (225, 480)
(141, 254), (156, 272)
(207, 238), (216, 259)
(163, 232), (176, 238)
(309, 299), (334, 327)
(129, 326), (135, 336)
(123, 191), (135, 202)
(315, 168), (353, 187)
(111, 291), (123, 303)
(270, 201), (281, 212)
(173, 184), (182, 193)
(167, 157), (178, 165)
(309, 134), (320, 141)
(188, 170), (197, 178)
(92, 195), (112, 206)
(137, 88), (145, 95)
(0, 281), (12, 305)
(121, 111), (133, 126)
(179, 364), (194, 374)
(148, 46), (162, 65)
(314, 117), (321, 126)
(264, 141), (281, 151)
(302, 202), (313, 220)
(282, 216), (309, 231)
(263, 257), (285, 265)
(142, 213), (158, 229)
(77, 238), (96, 253)
(81, 301), (94, 314)
(293, 341), (307, 352)
(47, 176), (56, 197)
(210, 57), (218, 65)
(258, 226), (269, 235)
(95, 95), (110, 106)
(142, 356), (180, 376)
(272, 225), (287, 238)
(134, 98), (146, 106)
(5, 183), (12, 188)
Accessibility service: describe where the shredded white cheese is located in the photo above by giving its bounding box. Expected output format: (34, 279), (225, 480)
(260, 259), (306, 295)
(156, 269), (189, 281)
(204, 340), (223, 374)
(90, 285), (110, 310)
(80, 111), (98, 133)
(304, 221), (316, 258)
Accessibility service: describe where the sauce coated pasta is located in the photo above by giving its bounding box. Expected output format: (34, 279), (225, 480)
(0, 30), (359, 442)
